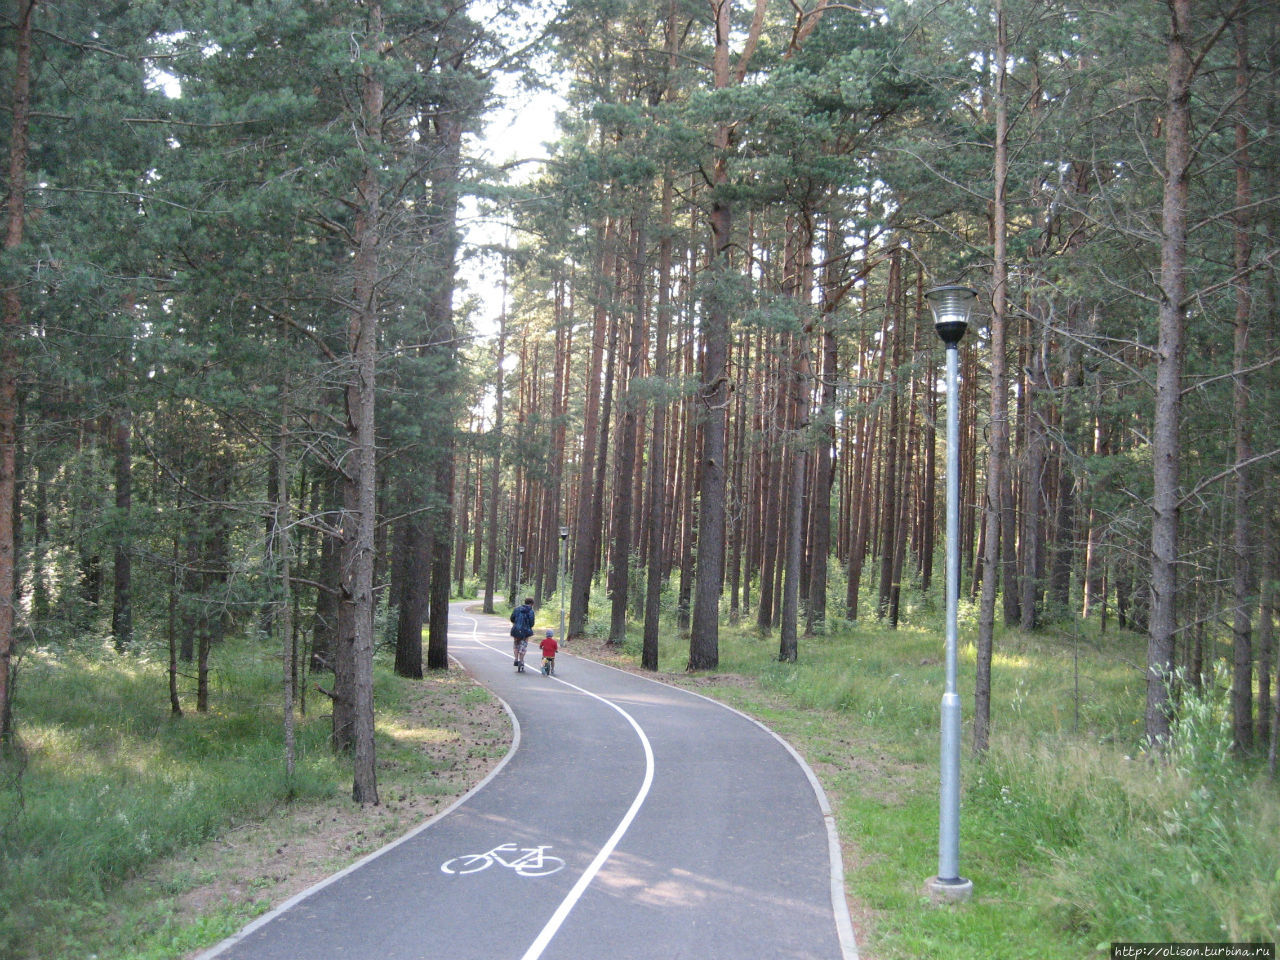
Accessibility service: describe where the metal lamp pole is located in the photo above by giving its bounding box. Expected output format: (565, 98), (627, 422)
(925, 284), (977, 903)
(516, 545), (524, 603)
(558, 526), (569, 641)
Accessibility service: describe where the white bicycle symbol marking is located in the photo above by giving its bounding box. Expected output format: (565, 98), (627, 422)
(440, 843), (566, 878)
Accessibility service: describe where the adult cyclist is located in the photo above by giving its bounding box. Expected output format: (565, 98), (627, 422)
(510, 597), (535, 669)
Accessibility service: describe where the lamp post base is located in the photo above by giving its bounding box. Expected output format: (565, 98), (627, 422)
(925, 876), (974, 903)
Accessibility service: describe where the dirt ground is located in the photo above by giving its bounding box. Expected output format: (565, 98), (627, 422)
(121, 666), (512, 959)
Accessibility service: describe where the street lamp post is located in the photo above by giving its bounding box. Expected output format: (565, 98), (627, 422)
(925, 284), (977, 903)
(558, 526), (569, 642)
(515, 545), (525, 603)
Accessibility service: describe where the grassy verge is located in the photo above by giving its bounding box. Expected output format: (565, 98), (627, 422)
(575, 595), (1280, 959)
(7, 592), (1276, 960)
(0, 640), (509, 960)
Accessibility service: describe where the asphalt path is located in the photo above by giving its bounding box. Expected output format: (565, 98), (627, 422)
(196, 602), (858, 960)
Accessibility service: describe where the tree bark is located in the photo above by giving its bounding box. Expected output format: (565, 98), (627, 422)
(483, 275), (508, 614)
(278, 396), (296, 781)
(689, 0), (767, 668)
(975, 0), (1010, 754)
(1230, 13), (1254, 752)
(1146, 0), (1193, 746)
(569, 223), (614, 638)
(878, 257), (902, 623)
(807, 229), (840, 632)
(1020, 323), (1048, 630)
(428, 456), (454, 672)
(110, 409), (133, 651)
(337, 3), (385, 804)
(425, 106), (465, 672)
(778, 329), (809, 662)
(1260, 538), (1276, 774)
(643, 159), (677, 668)
(610, 219), (649, 642)
(394, 513), (426, 679)
(0, 0), (36, 743)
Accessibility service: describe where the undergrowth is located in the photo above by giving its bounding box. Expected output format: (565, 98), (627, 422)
(0, 637), (499, 960)
(589, 584), (1280, 958)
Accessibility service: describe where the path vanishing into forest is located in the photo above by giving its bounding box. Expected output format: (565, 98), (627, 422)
(196, 602), (858, 960)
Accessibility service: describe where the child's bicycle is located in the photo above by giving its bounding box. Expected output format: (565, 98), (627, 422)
(515, 638), (528, 672)
(541, 656), (555, 676)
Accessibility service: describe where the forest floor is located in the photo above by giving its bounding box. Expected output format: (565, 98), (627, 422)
(121, 667), (512, 960)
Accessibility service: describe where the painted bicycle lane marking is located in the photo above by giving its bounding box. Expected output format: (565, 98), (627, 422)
(452, 610), (656, 960)
(441, 843), (566, 878)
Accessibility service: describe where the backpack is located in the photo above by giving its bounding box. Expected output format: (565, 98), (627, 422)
(512, 604), (534, 639)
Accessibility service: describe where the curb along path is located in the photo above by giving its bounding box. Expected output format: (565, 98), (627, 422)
(196, 602), (858, 960)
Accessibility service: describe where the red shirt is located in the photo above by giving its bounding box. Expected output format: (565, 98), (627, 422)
(540, 636), (558, 658)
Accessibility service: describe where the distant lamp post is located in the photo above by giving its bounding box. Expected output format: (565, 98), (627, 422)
(558, 526), (569, 642)
(516, 545), (525, 602)
(925, 284), (977, 903)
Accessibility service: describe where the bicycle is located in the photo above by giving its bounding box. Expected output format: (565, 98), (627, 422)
(440, 843), (565, 878)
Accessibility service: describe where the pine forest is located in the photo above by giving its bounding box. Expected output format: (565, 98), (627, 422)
(2, 0), (1280, 951)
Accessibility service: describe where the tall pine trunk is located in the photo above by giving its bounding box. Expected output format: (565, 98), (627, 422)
(277, 395), (296, 780)
(337, 4), (385, 803)
(778, 331), (809, 663)
(974, 0), (1010, 754)
(1146, 0), (1193, 746)
(569, 223), (614, 638)
(690, 0), (734, 669)
(1230, 15), (1254, 752)
(610, 219), (648, 642)
(0, 0), (35, 743)
(393, 512), (426, 679)
(483, 281), (508, 614)
(424, 72), (466, 672)
(643, 160), (677, 668)
(110, 408), (133, 651)
(807, 227), (840, 632)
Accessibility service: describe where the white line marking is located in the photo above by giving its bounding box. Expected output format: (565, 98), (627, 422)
(463, 619), (656, 960)
(519, 673), (654, 960)
(192, 612), (522, 960)
(559, 650), (861, 960)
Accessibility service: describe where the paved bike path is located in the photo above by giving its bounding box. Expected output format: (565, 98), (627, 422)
(197, 603), (857, 960)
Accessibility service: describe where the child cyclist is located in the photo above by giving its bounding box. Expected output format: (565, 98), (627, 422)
(539, 628), (558, 676)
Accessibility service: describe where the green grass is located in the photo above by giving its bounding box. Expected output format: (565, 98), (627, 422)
(0, 645), (340, 959)
(0, 638), (504, 960)
(8, 585), (1277, 960)
(591, 587), (1280, 958)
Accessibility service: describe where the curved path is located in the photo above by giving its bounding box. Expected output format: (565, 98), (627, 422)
(197, 603), (858, 960)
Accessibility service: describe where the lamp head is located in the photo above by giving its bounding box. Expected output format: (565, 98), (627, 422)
(925, 285), (978, 347)
(559, 526), (569, 540)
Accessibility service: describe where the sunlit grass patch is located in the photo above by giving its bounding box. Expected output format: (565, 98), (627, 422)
(377, 720), (460, 745)
(0, 642), (341, 960)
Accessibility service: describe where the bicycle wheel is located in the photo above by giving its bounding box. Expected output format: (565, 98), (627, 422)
(512, 853), (566, 877)
(440, 853), (493, 875)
